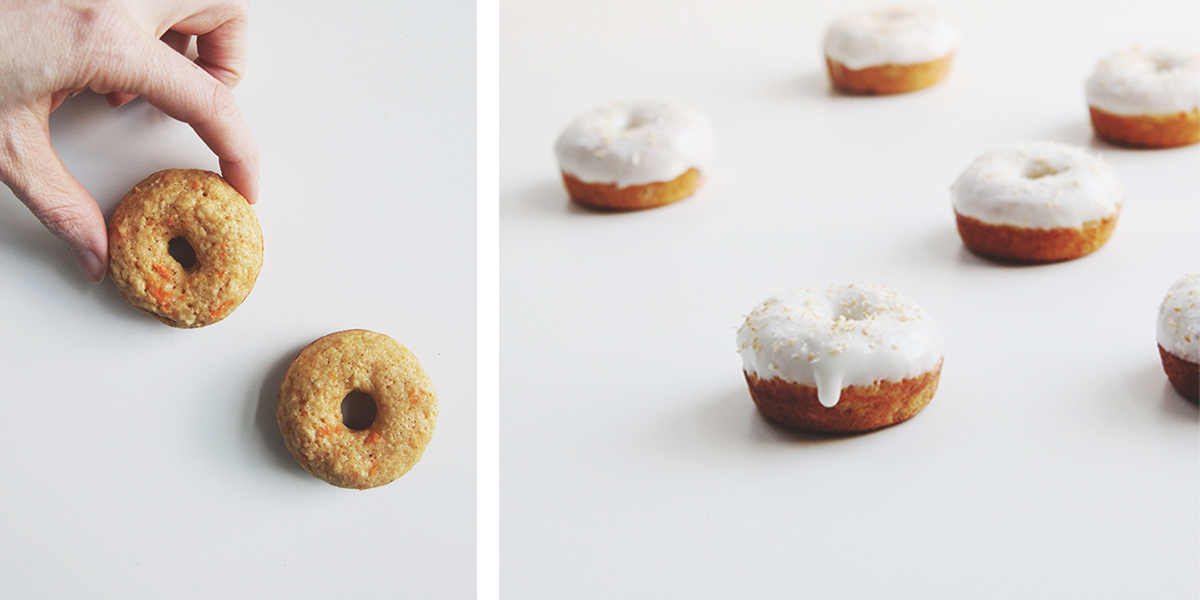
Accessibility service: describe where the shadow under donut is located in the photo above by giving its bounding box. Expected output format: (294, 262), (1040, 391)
(506, 178), (704, 220)
(255, 341), (313, 477)
(671, 386), (873, 454)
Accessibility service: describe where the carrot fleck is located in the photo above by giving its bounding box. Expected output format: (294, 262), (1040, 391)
(364, 430), (381, 445)
(209, 299), (235, 318)
(368, 463), (379, 476)
(147, 283), (172, 307)
(153, 262), (173, 279)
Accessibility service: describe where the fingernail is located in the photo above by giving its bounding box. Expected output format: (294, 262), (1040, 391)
(72, 249), (105, 284)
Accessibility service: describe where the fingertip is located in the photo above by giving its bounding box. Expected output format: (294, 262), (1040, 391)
(72, 248), (106, 284)
(220, 156), (259, 204)
(106, 92), (137, 108)
(117, 38), (259, 203)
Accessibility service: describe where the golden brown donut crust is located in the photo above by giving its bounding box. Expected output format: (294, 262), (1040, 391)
(277, 330), (438, 490)
(1159, 344), (1199, 403)
(108, 169), (263, 328)
(954, 212), (1118, 264)
(1089, 107), (1200, 149)
(825, 54), (954, 95)
(561, 168), (701, 211)
(745, 360), (943, 434)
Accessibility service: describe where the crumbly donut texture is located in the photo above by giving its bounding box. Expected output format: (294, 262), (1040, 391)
(746, 361), (943, 433)
(1157, 275), (1199, 401)
(1088, 107), (1199, 148)
(826, 54), (954, 95)
(954, 213), (1118, 263)
(1159, 345), (1198, 402)
(561, 168), (700, 211)
(554, 100), (714, 210)
(278, 330), (438, 490)
(108, 169), (263, 328)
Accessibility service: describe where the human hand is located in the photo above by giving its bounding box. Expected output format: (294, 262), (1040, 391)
(0, 0), (259, 283)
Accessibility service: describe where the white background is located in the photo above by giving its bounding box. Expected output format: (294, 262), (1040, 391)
(0, 1), (476, 597)
(501, 0), (1198, 597)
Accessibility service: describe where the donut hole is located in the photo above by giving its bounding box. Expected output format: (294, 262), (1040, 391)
(168, 236), (199, 270)
(622, 113), (650, 131)
(1154, 57), (1182, 72)
(834, 298), (869, 321)
(1023, 160), (1061, 180)
(340, 391), (378, 431)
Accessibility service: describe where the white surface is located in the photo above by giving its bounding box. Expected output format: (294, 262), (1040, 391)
(501, 0), (1198, 598)
(0, 1), (475, 597)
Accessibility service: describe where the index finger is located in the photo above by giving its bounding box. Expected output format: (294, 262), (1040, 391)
(101, 36), (259, 203)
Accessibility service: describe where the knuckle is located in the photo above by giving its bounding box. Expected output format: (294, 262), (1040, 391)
(201, 81), (239, 125)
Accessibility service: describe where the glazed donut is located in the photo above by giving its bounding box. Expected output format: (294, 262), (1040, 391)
(108, 169), (263, 328)
(736, 283), (944, 433)
(950, 141), (1124, 263)
(823, 7), (959, 95)
(553, 100), (715, 211)
(1085, 47), (1199, 148)
(1157, 274), (1199, 402)
(277, 330), (438, 490)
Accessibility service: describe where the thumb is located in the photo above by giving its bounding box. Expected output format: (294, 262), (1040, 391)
(0, 111), (108, 283)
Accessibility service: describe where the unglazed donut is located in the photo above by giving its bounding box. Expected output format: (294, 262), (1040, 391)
(553, 100), (715, 211)
(736, 283), (944, 433)
(951, 141), (1123, 263)
(823, 7), (959, 95)
(1086, 47), (1199, 148)
(1157, 275), (1199, 402)
(108, 169), (263, 328)
(277, 330), (438, 490)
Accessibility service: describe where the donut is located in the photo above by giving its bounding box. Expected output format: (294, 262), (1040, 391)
(108, 169), (263, 328)
(277, 330), (438, 490)
(1157, 275), (1199, 402)
(736, 283), (944, 433)
(553, 100), (715, 211)
(1085, 47), (1200, 148)
(950, 141), (1124, 264)
(823, 7), (959, 95)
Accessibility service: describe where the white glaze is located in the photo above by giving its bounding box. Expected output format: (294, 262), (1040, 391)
(553, 100), (716, 189)
(1086, 47), (1200, 116)
(1158, 274), (1200, 363)
(736, 283), (943, 408)
(950, 141), (1124, 229)
(823, 7), (960, 71)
